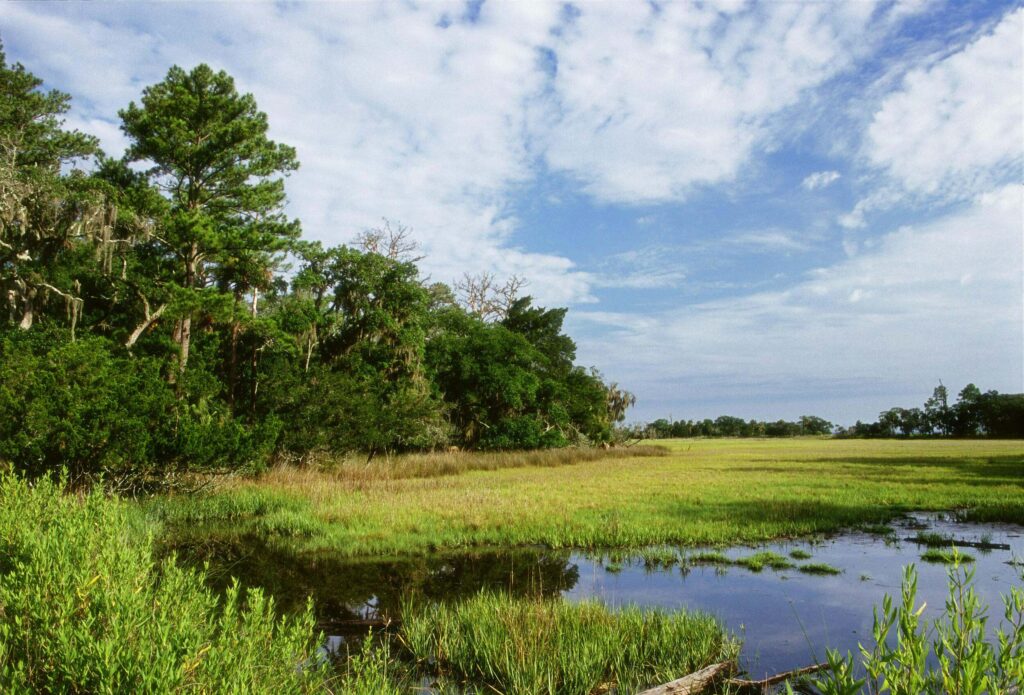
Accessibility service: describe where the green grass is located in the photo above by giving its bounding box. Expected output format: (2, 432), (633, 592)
(921, 548), (975, 564)
(687, 551), (733, 565)
(911, 531), (956, 547)
(734, 551), (794, 572)
(799, 562), (843, 575)
(0, 474), (329, 693)
(789, 548), (813, 560)
(151, 438), (1024, 557)
(399, 592), (739, 695)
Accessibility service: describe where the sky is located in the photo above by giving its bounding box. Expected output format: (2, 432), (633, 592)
(1, 0), (1021, 425)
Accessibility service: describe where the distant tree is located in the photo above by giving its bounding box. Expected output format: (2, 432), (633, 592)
(924, 382), (952, 435)
(951, 383), (983, 437)
(799, 415), (833, 435)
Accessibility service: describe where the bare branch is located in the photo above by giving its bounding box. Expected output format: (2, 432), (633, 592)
(454, 272), (528, 321)
(354, 218), (424, 262)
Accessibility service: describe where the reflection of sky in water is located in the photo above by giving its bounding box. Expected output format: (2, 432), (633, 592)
(563, 514), (1024, 678)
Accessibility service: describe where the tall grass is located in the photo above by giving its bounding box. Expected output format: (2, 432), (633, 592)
(400, 592), (739, 695)
(287, 444), (669, 484)
(0, 474), (328, 693)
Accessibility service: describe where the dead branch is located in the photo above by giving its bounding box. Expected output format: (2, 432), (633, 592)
(635, 662), (733, 695)
(724, 662), (829, 692)
(354, 219), (424, 262)
(454, 272), (528, 321)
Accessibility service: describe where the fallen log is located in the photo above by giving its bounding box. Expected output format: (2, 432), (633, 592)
(635, 662), (733, 695)
(725, 662), (828, 691)
(904, 537), (1011, 551)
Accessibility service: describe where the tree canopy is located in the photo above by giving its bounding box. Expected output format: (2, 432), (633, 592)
(0, 52), (629, 482)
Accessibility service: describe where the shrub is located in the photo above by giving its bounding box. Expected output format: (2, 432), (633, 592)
(801, 559), (1023, 694)
(0, 474), (327, 693)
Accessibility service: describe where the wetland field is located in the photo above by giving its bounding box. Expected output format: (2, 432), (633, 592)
(3, 438), (1023, 693)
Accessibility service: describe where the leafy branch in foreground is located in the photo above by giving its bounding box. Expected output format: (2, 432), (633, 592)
(800, 557), (1023, 695)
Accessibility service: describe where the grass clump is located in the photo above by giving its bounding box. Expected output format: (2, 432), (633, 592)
(788, 548), (813, 560)
(798, 563), (842, 576)
(921, 548), (975, 564)
(687, 551), (732, 565)
(912, 531), (955, 547)
(735, 551), (794, 572)
(640, 546), (680, 570)
(400, 593), (739, 695)
(0, 474), (328, 693)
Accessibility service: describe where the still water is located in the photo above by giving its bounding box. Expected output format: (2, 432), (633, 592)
(178, 512), (1022, 679)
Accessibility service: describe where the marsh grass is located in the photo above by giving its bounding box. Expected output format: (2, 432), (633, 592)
(640, 546), (681, 570)
(912, 531), (955, 547)
(0, 474), (328, 693)
(306, 445), (669, 484)
(788, 549), (813, 560)
(152, 438), (1024, 557)
(921, 548), (975, 564)
(798, 563), (842, 575)
(735, 551), (794, 572)
(399, 592), (739, 695)
(687, 551), (732, 565)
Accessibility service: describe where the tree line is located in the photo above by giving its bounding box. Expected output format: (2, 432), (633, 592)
(632, 415), (833, 439)
(634, 382), (1023, 440)
(0, 49), (633, 484)
(838, 383), (1024, 438)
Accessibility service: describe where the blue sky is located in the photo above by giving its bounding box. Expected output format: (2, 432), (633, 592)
(2, 0), (1021, 424)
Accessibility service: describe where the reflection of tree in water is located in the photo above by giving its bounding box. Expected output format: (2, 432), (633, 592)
(163, 536), (579, 633)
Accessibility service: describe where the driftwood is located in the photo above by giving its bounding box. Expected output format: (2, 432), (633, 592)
(904, 537), (1011, 551)
(725, 662), (828, 691)
(635, 662), (733, 695)
(639, 661), (829, 695)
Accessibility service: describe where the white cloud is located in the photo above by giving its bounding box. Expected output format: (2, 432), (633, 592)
(574, 185), (1024, 422)
(0, 1), (595, 304)
(847, 7), (1024, 224)
(539, 2), (890, 203)
(730, 230), (812, 253)
(801, 170), (841, 190)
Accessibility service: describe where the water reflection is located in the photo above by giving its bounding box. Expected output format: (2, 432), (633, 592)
(167, 513), (1023, 678)
(166, 537), (579, 633)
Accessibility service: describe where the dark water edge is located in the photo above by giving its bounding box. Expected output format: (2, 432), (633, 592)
(164, 512), (1023, 681)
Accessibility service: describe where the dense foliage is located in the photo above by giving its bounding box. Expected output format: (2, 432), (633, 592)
(0, 48), (625, 481)
(0, 474), (328, 693)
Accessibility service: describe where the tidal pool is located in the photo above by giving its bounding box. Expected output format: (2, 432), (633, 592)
(566, 513), (1022, 678)
(172, 512), (1023, 681)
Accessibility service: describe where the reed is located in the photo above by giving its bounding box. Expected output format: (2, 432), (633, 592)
(400, 592), (739, 695)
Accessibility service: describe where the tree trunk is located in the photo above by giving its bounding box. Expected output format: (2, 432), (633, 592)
(18, 286), (35, 330)
(125, 295), (167, 349)
(228, 319), (240, 412)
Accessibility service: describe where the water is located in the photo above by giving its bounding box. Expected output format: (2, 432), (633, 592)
(564, 513), (1023, 677)
(173, 513), (1023, 679)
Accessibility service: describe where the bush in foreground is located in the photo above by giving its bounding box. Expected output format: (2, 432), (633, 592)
(0, 474), (327, 693)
